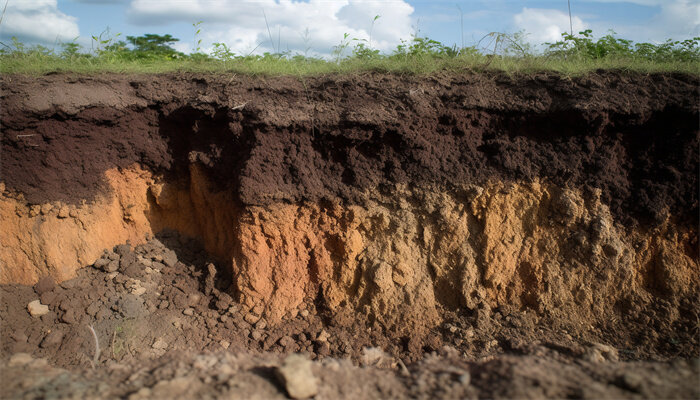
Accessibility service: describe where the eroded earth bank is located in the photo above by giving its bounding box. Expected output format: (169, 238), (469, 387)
(1, 72), (698, 399)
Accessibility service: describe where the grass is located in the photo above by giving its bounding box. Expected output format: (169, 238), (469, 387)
(2, 52), (699, 76)
(1, 31), (698, 76)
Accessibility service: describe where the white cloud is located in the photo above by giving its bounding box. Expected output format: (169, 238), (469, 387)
(515, 0), (700, 43)
(0, 0), (80, 44)
(652, 0), (699, 39)
(513, 8), (587, 44)
(576, 0), (698, 43)
(127, 0), (414, 56)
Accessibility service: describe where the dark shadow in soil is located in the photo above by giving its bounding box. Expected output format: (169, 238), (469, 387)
(154, 229), (234, 296)
(249, 366), (287, 393)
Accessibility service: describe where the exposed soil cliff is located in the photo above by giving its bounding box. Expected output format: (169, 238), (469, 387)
(1, 71), (698, 351)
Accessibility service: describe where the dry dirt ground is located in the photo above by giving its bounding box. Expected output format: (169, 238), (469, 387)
(1, 71), (698, 399)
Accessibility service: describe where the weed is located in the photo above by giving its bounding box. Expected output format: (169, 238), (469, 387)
(212, 42), (235, 61)
(332, 33), (352, 64)
(546, 29), (700, 63)
(110, 321), (136, 360)
(192, 21), (203, 54)
(91, 27), (121, 55)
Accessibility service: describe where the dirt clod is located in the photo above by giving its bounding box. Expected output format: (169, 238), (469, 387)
(33, 277), (55, 295)
(584, 343), (620, 363)
(276, 354), (319, 399)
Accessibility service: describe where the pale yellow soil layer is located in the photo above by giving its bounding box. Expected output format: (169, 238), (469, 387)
(1, 166), (697, 332)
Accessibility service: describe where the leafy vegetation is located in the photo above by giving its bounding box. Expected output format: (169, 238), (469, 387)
(0, 29), (697, 75)
(546, 29), (699, 63)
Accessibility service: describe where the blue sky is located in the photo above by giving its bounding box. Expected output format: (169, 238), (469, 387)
(1, 1), (697, 56)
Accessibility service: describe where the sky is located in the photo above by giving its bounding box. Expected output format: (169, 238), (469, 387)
(0, 0), (698, 57)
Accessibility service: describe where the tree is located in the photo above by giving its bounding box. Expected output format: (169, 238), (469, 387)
(126, 34), (179, 54)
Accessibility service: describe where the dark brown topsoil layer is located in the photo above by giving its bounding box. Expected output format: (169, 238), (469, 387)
(1, 72), (698, 227)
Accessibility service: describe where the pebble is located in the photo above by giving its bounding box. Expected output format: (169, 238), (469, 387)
(276, 354), (318, 399)
(183, 308), (194, 316)
(316, 330), (330, 342)
(251, 330), (263, 341)
(27, 300), (49, 317)
(244, 313), (260, 324)
(131, 285), (147, 296)
(220, 340), (230, 349)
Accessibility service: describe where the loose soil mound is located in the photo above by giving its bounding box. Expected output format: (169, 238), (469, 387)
(1, 71), (698, 398)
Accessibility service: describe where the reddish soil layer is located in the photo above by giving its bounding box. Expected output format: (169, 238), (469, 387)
(1, 72), (698, 227)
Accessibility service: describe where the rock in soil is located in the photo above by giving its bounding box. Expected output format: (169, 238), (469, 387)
(276, 354), (319, 399)
(27, 300), (49, 317)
